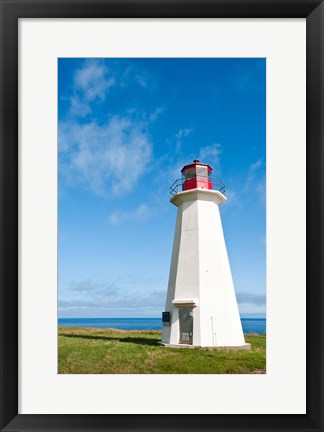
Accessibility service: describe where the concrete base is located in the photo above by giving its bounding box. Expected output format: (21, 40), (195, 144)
(159, 342), (251, 350)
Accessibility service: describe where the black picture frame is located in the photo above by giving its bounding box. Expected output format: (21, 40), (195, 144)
(1, 1), (323, 431)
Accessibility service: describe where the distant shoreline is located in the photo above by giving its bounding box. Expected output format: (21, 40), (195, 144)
(58, 317), (266, 334)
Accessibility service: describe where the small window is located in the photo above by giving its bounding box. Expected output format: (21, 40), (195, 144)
(185, 168), (196, 179)
(197, 166), (207, 178)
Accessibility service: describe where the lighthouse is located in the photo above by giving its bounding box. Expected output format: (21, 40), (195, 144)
(161, 160), (250, 349)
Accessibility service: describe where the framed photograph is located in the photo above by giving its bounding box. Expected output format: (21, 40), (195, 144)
(1, 1), (323, 431)
(57, 56), (265, 368)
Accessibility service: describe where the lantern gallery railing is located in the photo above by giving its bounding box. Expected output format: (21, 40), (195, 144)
(170, 177), (226, 196)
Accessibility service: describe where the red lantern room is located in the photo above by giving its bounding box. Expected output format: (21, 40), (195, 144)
(181, 159), (213, 192)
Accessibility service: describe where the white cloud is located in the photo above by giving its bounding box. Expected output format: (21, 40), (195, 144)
(223, 188), (238, 207)
(59, 116), (152, 197)
(176, 128), (192, 140)
(74, 60), (114, 102)
(69, 96), (92, 118)
(58, 288), (165, 312)
(236, 291), (266, 306)
(68, 60), (115, 118)
(109, 203), (151, 225)
(149, 106), (164, 122)
(244, 158), (264, 192)
(69, 279), (119, 295)
(135, 73), (148, 88)
(175, 128), (192, 153)
(58, 272), (166, 318)
(199, 143), (222, 170)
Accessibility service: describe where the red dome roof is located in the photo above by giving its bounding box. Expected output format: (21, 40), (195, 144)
(181, 159), (213, 173)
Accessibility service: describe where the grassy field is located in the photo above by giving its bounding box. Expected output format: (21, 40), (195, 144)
(58, 327), (266, 374)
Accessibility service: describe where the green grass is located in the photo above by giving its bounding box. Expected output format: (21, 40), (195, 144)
(58, 327), (266, 374)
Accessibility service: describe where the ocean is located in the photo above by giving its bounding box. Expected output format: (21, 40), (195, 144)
(58, 317), (266, 334)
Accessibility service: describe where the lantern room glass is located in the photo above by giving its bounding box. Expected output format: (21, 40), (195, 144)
(197, 166), (208, 178)
(184, 168), (196, 179)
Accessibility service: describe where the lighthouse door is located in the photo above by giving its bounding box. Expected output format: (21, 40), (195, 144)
(179, 307), (193, 345)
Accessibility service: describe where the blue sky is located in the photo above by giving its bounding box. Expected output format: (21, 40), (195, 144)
(58, 58), (266, 319)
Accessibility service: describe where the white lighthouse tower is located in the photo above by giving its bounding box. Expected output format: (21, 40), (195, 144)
(162, 160), (250, 349)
